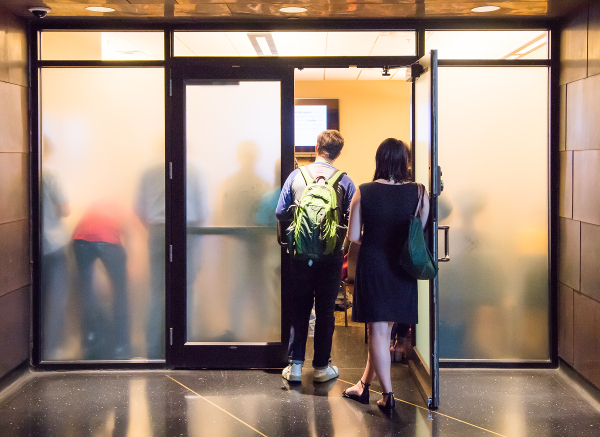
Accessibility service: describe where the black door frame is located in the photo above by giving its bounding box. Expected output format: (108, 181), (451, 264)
(169, 61), (296, 368)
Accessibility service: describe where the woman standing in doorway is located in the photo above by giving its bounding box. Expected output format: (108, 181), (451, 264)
(343, 138), (429, 412)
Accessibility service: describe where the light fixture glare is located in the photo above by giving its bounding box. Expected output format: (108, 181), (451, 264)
(471, 6), (500, 13)
(279, 6), (307, 13)
(85, 6), (116, 12)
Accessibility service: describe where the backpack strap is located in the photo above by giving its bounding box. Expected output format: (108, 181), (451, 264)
(299, 166), (314, 185)
(327, 170), (346, 187)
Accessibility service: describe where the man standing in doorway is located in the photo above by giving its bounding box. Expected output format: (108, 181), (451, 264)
(276, 130), (356, 382)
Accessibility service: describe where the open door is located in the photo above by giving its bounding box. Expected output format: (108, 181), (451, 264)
(170, 62), (295, 368)
(409, 50), (444, 409)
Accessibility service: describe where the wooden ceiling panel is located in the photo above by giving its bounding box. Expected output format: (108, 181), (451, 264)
(174, 4), (232, 16)
(0, 0), (591, 20)
(227, 3), (418, 18)
(43, 3), (166, 17)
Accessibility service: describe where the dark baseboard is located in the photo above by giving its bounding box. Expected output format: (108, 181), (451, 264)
(440, 359), (555, 369)
(0, 361), (33, 404)
(558, 359), (600, 404)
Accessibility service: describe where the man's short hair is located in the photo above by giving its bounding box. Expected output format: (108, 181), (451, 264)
(316, 130), (344, 161)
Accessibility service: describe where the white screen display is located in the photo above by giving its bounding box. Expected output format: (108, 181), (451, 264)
(295, 105), (327, 147)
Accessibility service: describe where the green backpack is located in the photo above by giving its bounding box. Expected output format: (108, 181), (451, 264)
(286, 166), (347, 262)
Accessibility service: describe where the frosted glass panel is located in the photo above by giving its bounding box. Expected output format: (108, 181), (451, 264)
(425, 31), (548, 60)
(40, 68), (165, 361)
(40, 31), (164, 60)
(438, 67), (549, 360)
(175, 31), (416, 57)
(186, 81), (281, 343)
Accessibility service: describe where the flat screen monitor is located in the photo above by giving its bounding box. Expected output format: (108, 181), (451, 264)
(294, 99), (339, 153)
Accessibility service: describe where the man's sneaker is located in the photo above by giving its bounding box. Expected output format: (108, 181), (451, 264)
(282, 363), (302, 382)
(313, 364), (339, 383)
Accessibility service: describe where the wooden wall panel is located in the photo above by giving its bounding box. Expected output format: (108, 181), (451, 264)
(560, 7), (589, 85)
(580, 222), (600, 302)
(588, 1), (600, 77)
(559, 151), (572, 218)
(558, 283), (574, 366)
(0, 220), (30, 298)
(0, 12), (27, 87)
(573, 292), (600, 388)
(0, 287), (29, 378)
(0, 81), (27, 153)
(566, 75), (600, 151)
(0, 153), (28, 223)
(573, 150), (600, 225)
(558, 217), (580, 291)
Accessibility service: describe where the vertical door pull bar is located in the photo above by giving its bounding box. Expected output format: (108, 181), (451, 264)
(170, 328), (173, 345)
(438, 226), (450, 262)
(169, 162), (173, 179)
(169, 245), (173, 262)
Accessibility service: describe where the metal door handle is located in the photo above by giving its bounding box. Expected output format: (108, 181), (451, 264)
(438, 226), (450, 262)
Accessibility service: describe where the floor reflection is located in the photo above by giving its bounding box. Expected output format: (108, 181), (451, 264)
(1, 329), (600, 436)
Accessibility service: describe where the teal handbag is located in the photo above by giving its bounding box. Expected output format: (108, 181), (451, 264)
(399, 183), (438, 280)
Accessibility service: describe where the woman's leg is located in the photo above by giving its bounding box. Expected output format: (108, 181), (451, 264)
(344, 321), (393, 399)
(367, 321), (394, 404)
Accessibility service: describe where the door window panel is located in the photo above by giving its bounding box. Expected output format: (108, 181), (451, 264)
(185, 81), (281, 343)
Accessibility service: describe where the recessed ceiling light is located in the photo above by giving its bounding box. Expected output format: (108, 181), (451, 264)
(85, 6), (116, 13)
(471, 6), (500, 13)
(279, 7), (307, 13)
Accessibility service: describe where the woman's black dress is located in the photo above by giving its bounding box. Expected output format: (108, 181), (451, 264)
(352, 181), (420, 324)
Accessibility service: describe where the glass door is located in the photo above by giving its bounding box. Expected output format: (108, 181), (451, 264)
(409, 50), (442, 408)
(170, 63), (294, 368)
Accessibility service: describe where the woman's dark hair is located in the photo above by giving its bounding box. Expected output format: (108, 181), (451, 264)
(372, 138), (411, 182)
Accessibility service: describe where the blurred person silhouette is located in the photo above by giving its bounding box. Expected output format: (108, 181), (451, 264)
(276, 130), (356, 383)
(41, 138), (71, 360)
(135, 160), (205, 359)
(72, 200), (136, 360)
(344, 138), (429, 412)
(255, 159), (282, 337)
(214, 141), (270, 341)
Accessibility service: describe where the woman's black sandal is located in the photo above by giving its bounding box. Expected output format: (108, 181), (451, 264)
(342, 380), (370, 404)
(378, 392), (396, 413)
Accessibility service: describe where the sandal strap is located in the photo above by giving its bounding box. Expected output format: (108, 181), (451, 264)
(360, 379), (370, 388)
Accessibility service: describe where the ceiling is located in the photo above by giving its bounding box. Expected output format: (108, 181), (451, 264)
(0, 0), (590, 21)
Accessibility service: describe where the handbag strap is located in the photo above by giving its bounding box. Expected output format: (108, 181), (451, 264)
(413, 183), (424, 218)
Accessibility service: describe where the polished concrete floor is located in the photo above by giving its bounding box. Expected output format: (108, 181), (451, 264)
(1, 326), (600, 436)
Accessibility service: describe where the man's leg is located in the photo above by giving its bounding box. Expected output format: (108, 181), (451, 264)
(99, 242), (131, 359)
(312, 256), (343, 370)
(287, 259), (316, 365)
(73, 240), (104, 360)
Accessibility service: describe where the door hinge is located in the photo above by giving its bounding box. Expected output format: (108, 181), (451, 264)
(170, 327), (173, 345)
(169, 245), (173, 262)
(169, 162), (173, 180)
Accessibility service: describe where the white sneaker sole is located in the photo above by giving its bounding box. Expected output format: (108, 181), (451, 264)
(283, 373), (302, 382)
(313, 373), (338, 383)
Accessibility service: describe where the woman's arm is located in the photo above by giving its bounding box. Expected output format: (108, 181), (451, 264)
(347, 187), (362, 243)
(420, 188), (430, 229)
